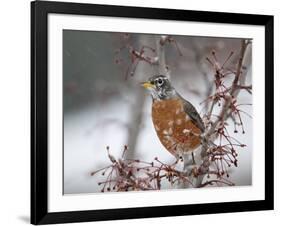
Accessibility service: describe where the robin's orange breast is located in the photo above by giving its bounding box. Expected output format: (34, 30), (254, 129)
(152, 99), (202, 156)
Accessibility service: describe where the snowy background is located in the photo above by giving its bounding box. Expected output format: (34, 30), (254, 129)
(63, 30), (252, 194)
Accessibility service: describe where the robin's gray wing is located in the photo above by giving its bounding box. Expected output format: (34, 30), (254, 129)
(182, 99), (205, 132)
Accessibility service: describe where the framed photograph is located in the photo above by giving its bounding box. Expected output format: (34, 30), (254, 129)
(31, 0), (274, 224)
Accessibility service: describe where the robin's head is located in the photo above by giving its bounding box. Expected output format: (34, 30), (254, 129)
(141, 75), (177, 100)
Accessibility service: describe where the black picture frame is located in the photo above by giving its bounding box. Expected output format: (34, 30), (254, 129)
(31, 0), (274, 224)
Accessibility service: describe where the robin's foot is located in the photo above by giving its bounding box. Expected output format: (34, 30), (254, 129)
(171, 155), (184, 165)
(192, 152), (196, 165)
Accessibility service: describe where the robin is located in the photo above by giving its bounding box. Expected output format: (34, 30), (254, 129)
(141, 75), (205, 161)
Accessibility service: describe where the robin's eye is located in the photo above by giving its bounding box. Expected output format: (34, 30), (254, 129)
(157, 78), (164, 86)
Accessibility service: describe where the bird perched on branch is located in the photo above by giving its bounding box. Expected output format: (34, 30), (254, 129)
(141, 75), (205, 162)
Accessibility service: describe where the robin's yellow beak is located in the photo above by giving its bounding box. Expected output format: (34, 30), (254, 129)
(141, 81), (155, 89)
